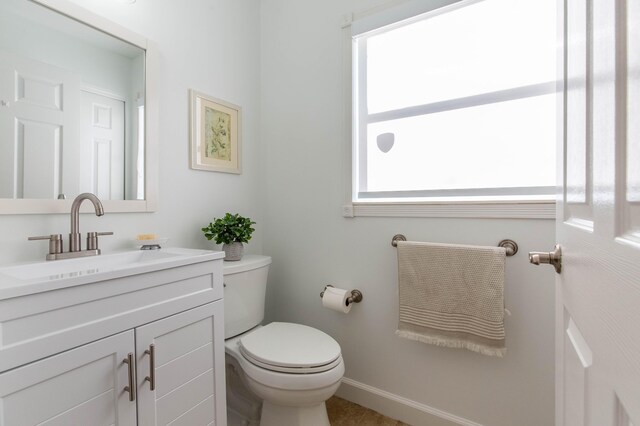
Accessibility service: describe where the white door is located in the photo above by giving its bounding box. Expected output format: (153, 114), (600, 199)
(0, 330), (136, 426)
(135, 302), (227, 426)
(0, 51), (80, 199)
(547, 0), (640, 424)
(80, 90), (125, 200)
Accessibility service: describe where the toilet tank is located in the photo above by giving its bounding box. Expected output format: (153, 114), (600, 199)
(223, 255), (272, 339)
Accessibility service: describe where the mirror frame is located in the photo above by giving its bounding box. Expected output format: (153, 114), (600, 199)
(0, 0), (158, 214)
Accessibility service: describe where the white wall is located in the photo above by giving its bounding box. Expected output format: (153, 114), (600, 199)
(0, 0), (263, 263)
(260, 1), (556, 425)
(0, 1), (556, 424)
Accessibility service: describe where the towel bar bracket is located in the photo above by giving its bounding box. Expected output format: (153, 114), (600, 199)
(391, 234), (407, 247)
(498, 239), (518, 257)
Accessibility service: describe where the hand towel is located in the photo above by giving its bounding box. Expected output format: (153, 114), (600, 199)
(395, 241), (506, 357)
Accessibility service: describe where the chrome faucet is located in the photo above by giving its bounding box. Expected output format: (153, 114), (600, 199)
(70, 193), (104, 252)
(28, 193), (113, 260)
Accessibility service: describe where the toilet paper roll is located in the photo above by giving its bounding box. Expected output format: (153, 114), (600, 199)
(322, 287), (352, 314)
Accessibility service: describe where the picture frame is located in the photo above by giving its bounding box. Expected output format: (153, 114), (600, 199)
(189, 89), (242, 174)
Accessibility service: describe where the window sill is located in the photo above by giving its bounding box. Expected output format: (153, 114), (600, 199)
(351, 200), (556, 219)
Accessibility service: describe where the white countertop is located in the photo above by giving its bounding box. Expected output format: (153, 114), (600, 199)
(0, 247), (224, 300)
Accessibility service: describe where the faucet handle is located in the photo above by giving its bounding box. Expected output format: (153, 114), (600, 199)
(28, 234), (63, 255)
(28, 234), (57, 240)
(86, 231), (114, 251)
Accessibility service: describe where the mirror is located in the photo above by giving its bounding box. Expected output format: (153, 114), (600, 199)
(0, 0), (157, 214)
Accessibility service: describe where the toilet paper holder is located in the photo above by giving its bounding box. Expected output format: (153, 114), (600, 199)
(320, 285), (363, 305)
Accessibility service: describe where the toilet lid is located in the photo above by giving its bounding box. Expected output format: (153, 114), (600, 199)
(239, 322), (342, 374)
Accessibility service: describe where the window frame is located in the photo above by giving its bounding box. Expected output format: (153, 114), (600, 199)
(348, 0), (558, 219)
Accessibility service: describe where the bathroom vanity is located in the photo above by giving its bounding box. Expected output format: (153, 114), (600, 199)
(0, 248), (226, 425)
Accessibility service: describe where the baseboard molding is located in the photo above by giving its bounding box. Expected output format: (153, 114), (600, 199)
(336, 377), (485, 426)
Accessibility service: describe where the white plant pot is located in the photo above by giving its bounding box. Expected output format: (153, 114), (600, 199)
(223, 242), (244, 261)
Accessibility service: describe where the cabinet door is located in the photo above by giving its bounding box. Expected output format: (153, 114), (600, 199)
(0, 330), (136, 426)
(136, 301), (226, 426)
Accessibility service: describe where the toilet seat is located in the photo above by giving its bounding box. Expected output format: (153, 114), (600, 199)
(226, 326), (345, 392)
(238, 322), (341, 374)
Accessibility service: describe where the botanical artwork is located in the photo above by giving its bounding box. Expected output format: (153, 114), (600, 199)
(190, 90), (241, 174)
(204, 107), (231, 162)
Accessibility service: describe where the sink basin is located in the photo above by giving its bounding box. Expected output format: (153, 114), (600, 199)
(0, 247), (224, 299)
(1, 249), (181, 280)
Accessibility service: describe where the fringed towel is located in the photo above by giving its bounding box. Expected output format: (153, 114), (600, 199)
(395, 241), (506, 357)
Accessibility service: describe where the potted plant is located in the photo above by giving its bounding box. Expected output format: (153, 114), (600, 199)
(202, 213), (256, 261)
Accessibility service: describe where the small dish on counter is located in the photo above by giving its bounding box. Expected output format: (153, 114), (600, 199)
(134, 237), (169, 250)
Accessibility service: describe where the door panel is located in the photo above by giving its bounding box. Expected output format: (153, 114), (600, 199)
(562, 316), (593, 426)
(156, 369), (215, 425)
(0, 330), (136, 426)
(0, 50), (80, 199)
(558, 0), (640, 425)
(564, 0), (594, 229)
(622, 0), (640, 241)
(155, 342), (214, 398)
(80, 90), (125, 200)
(565, 0), (590, 208)
(135, 302), (226, 426)
(18, 119), (62, 199)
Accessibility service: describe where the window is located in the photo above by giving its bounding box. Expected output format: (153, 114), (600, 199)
(352, 0), (557, 205)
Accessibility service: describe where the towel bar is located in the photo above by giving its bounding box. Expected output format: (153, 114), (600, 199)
(391, 234), (518, 257)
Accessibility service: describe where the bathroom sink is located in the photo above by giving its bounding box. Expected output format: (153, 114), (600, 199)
(0, 247), (224, 299)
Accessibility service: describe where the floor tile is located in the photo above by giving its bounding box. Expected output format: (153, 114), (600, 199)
(326, 396), (408, 425)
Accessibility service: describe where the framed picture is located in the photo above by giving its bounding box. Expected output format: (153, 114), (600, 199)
(190, 90), (241, 174)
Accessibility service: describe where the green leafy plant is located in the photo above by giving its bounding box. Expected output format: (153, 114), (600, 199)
(202, 213), (256, 245)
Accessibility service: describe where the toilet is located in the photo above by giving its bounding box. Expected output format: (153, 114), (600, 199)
(223, 255), (345, 426)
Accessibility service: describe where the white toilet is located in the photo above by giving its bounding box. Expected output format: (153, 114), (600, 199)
(223, 255), (345, 426)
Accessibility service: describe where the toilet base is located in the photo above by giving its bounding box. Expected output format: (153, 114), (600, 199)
(260, 401), (330, 426)
(225, 328), (344, 426)
(225, 355), (262, 426)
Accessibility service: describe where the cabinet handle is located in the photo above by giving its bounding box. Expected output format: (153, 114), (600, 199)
(123, 352), (136, 402)
(144, 344), (156, 390)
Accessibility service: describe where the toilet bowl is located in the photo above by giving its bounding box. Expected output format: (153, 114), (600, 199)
(223, 256), (344, 426)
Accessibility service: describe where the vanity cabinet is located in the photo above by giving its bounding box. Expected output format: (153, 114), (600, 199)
(0, 250), (226, 426)
(136, 302), (223, 426)
(0, 330), (137, 425)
